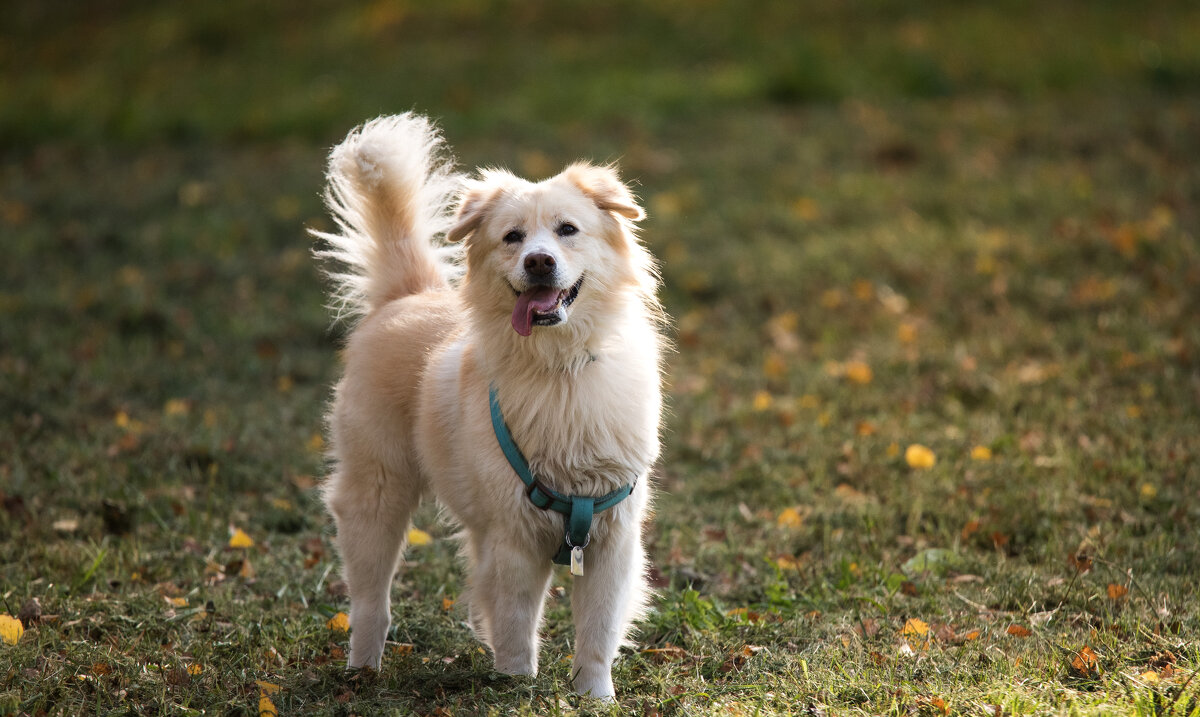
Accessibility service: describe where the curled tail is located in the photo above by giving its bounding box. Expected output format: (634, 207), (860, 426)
(312, 113), (462, 320)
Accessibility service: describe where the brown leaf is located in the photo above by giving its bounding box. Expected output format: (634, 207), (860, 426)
(900, 581), (919, 597)
(1070, 645), (1100, 676)
(1106, 583), (1128, 600)
(1006, 624), (1031, 638)
(1068, 553), (1093, 573)
(640, 645), (690, 664)
(18, 598), (41, 625)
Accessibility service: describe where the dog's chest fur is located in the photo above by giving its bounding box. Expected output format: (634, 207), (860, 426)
(497, 357), (659, 496)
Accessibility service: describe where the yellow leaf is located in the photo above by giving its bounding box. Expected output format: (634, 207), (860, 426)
(1107, 583), (1129, 600)
(774, 555), (802, 571)
(255, 680), (281, 694)
(777, 507), (804, 529)
(114, 411), (130, 428)
(229, 528), (254, 549)
(901, 618), (929, 636)
(168, 596), (189, 608)
(752, 391), (772, 412)
(326, 612), (350, 632)
(392, 643), (415, 655)
(407, 527), (432, 546)
(963, 629), (981, 641)
(905, 444), (936, 469)
(441, 597), (456, 611)
(886, 442), (901, 458)
(0, 615), (24, 645)
(164, 399), (190, 417)
(1140, 483), (1157, 499)
(970, 445), (992, 461)
(259, 695), (278, 717)
(844, 361), (873, 384)
(276, 376), (294, 393)
(187, 664), (203, 675)
(1141, 670), (1160, 684)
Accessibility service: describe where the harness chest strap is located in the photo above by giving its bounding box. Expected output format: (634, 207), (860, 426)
(488, 384), (635, 574)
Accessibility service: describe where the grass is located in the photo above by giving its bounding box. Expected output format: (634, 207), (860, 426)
(2, 1), (1199, 714)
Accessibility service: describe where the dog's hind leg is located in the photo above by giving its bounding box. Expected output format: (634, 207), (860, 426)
(325, 461), (421, 670)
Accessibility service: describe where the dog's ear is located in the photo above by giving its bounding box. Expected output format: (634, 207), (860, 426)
(564, 163), (645, 221)
(445, 179), (493, 243)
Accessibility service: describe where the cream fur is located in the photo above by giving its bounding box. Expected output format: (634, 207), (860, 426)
(313, 113), (665, 700)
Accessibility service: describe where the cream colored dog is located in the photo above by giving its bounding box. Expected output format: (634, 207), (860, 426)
(313, 114), (664, 699)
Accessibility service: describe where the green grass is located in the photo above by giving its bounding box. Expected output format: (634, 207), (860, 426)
(3, 1), (1200, 714)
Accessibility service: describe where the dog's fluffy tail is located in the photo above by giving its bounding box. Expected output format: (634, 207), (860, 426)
(312, 113), (462, 320)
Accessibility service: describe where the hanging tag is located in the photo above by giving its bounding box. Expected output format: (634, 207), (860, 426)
(570, 545), (585, 576)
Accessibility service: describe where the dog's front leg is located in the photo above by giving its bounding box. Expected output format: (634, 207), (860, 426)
(469, 537), (554, 676)
(569, 522), (648, 700)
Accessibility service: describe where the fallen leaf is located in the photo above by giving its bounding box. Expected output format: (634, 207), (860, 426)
(970, 445), (992, 461)
(0, 615), (24, 645)
(1006, 624), (1031, 637)
(844, 360), (873, 384)
(902, 618), (929, 636)
(259, 695), (278, 717)
(256, 680), (282, 694)
(963, 629), (982, 641)
(1068, 553), (1093, 573)
(392, 643), (415, 655)
(905, 444), (936, 469)
(1107, 583), (1128, 600)
(774, 554), (803, 571)
(326, 612), (350, 631)
(1071, 645), (1100, 675)
(752, 390), (772, 411)
(407, 527), (432, 546)
(228, 528), (254, 549)
(187, 664), (203, 675)
(441, 597), (455, 611)
(640, 645), (689, 663)
(776, 506), (804, 529)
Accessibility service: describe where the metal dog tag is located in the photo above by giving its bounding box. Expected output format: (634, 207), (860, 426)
(570, 546), (585, 576)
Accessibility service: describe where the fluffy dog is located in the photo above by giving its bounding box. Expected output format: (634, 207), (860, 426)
(313, 114), (665, 699)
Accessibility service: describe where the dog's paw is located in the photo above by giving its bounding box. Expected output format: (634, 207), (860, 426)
(571, 667), (615, 700)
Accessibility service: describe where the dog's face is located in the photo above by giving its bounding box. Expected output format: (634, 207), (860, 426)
(448, 163), (647, 338)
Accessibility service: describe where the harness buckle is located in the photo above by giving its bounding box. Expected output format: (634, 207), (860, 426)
(525, 479), (556, 510)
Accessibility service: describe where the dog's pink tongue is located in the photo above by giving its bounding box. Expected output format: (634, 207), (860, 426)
(511, 286), (560, 336)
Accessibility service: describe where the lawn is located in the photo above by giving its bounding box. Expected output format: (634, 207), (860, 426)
(2, 1), (1199, 714)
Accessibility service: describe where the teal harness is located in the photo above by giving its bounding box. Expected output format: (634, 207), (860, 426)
(488, 384), (634, 569)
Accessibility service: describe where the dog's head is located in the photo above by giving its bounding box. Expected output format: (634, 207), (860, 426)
(447, 163), (652, 338)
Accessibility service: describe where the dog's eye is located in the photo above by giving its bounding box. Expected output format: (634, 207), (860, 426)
(556, 223), (578, 237)
(502, 230), (524, 244)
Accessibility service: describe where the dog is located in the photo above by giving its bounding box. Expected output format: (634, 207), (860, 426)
(312, 113), (665, 699)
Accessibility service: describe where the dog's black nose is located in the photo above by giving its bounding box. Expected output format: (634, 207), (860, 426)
(524, 252), (556, 276)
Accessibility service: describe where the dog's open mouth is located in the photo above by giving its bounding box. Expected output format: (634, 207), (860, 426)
(511, 275), (583, 336)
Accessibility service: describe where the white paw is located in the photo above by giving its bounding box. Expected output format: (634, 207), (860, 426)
(572, 667), (615, 700)
(493, 655), (538, 677)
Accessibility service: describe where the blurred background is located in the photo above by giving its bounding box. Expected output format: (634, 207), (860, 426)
(2, 1), (1199, 713)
